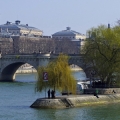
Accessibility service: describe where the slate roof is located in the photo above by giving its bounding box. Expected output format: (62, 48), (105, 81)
(52, 27), (84, 36)
(0, 21), (42, 32)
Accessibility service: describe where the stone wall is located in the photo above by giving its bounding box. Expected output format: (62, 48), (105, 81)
(16, 68), (36, 74)
(84, 88), (120, 94)
(30, 94), (120, 109)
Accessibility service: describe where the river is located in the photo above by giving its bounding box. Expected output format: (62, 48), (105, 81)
(0, 71), (120, 120)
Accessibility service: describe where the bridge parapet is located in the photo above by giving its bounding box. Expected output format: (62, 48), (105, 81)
(0, 53), (93, 81)
(1, 53), (51, 59)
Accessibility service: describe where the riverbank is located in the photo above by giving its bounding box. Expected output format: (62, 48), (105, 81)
(30, 94), (120, 109)
(16, 69), (81, 74)
(16, 64), (82, 74)
(16, 68), (36, 74)
(16, 68), (82, 74)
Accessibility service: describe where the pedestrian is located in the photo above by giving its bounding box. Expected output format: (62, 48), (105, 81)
(51, 90), (54, 98)
(112, 90), (116, 94)
(51, 90), (53, 98)
(47, 89), (50, 99)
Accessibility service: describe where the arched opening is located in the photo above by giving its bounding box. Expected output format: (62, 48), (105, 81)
(69, 64), (91, 94)
(69, 64), (87, 80)
(1, 62), (37, 82)
(15, 63), (37, 82)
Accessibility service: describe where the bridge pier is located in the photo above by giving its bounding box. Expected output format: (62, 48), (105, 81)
(0, 54), (90, 82)
(0, 74), (15, 82)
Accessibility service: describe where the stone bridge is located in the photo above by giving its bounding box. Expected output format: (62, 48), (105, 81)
(0, 53), (93, 81)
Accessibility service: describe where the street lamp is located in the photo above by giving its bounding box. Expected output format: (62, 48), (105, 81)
(90, 70), (96, 88)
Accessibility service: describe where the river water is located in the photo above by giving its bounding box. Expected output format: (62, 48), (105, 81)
(0, 71), (120, 120)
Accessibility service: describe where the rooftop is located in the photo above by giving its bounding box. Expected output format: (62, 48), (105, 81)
(0, 20), (42, 32)
(52, 27), (85, 36)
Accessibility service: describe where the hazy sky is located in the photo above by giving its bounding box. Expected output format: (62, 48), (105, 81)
(0, 0), (120, 35)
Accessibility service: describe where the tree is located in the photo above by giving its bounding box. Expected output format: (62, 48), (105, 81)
(83, 25), (120, 87)
(35, 66), (49, 92)
(35, 54), (77, 94)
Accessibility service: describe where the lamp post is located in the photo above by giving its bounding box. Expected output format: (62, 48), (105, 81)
(90, 70), (96, 88)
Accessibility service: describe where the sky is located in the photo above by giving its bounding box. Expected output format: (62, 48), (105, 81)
(0, 0), (120, 36)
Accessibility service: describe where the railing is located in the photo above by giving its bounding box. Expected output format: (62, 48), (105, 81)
(84, 88), (120, 94)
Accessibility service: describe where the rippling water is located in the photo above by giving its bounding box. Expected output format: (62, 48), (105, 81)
(0, 71), (120, 120)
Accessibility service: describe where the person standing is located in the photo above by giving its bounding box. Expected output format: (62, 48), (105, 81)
(51, 90), (54, 98)
(47, 89), (50, 99)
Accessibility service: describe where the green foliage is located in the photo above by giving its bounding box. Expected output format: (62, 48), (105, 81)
(83, 25), (120, 85)
(35, 66), (49, 92)
(16, 55), (20, 59)
(35, 54), (77, 94)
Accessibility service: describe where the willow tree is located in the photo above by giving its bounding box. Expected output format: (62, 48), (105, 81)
(83, 25), (120, 86)
(35, 54), (76, 94)
(35, 66), (49, 92)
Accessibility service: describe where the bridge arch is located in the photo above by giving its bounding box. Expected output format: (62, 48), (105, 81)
(1, 62), (38, 81)
(69, 62), (95, 79)
(0, 54), (51, 81)
(0, 54), (94, 81)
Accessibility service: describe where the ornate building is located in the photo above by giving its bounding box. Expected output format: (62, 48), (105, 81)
(0, 23), (85, 54)
(0, 20), (43, 37)
(52, 27), (86, 40)
(52, 27), (86, 53)
(0, 20), (53, 54)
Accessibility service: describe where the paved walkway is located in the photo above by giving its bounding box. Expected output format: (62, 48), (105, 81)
(40, 94), (94, 99)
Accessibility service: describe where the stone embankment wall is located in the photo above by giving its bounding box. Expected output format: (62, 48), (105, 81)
(30, 94), (120, 109)
(84, 88), (120, 94)
(16, 64), (81, 74)
(16, 68), (37, 74)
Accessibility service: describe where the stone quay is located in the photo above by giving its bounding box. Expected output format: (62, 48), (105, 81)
(30, 94), (120, 109)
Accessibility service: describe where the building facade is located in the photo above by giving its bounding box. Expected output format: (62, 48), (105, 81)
(52, 27), (86, 53)
(0, 22), (86, 54)
(52, 27), (86, 40)
(0, 20), (53, 54)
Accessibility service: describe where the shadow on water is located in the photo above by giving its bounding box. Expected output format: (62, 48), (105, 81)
(31, 103), (120, 120)
(0, 73), (37, 84)
(15, 73), (37, 82)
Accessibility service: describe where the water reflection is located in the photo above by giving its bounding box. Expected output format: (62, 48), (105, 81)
(72, 70), (86, 80)
(15, 70), (86, 82)
(32, 104), (120, 120)
(15, 73), (37, 82)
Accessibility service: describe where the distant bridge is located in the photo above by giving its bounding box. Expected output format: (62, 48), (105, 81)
(0, 53), (93, 81)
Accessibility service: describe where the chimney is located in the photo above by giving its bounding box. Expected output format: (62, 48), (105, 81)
(15, 20), (20, 25)
(66, 27), (71, 30)
(6, 21), (11, 25)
